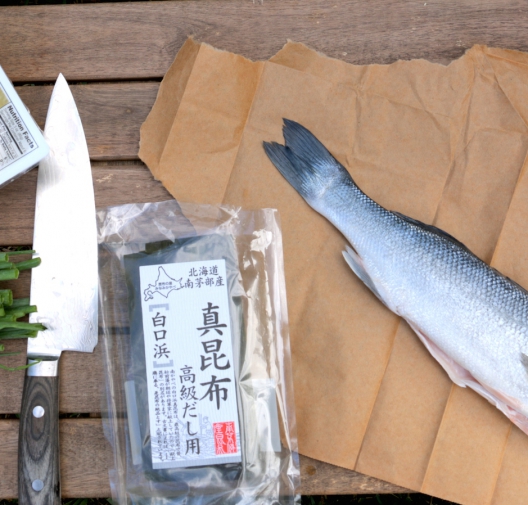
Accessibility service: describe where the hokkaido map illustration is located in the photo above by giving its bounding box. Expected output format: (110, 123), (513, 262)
(143, 266), (184, 301)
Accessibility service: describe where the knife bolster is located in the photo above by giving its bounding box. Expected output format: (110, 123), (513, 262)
(27, 358), (59, 377)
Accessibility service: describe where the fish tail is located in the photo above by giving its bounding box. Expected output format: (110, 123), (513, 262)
(263, 119), (353, 202)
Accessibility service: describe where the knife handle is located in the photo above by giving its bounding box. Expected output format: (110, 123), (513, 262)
(18, 362), (60, 505)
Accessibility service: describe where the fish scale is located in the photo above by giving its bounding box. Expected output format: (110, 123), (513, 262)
(264, 118), (528, 433)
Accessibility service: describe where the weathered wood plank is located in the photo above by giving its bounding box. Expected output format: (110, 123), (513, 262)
(0, 163), (171, 246)
(299, 454), (410, 496)
(0, 335), (104, 415)
(2, 1), (528, 82)
(0, 418), (408, 498)
(15, 83), (158, 161)
(0, 419), (113, 499)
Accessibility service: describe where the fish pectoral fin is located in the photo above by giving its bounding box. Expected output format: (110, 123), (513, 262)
(342, 245), (389, 308)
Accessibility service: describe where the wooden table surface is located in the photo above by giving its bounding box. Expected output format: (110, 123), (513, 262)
(1, 0), (527, 500)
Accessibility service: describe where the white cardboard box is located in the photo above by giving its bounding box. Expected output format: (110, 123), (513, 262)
(0, 66), (49, 188)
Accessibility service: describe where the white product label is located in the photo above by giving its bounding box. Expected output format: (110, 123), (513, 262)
(139, 259), (241, 469)
(0, 84), (39, 170)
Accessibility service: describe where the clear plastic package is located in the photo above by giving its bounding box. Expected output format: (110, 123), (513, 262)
(97, 199), (300, 505)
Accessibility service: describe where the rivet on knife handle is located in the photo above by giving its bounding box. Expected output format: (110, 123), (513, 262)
(18, 361), (60, 505)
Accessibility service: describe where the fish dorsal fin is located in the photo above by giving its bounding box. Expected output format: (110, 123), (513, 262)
(392, 211), (472, 254)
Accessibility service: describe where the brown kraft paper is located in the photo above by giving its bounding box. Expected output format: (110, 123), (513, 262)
(138, 39), (528, 505)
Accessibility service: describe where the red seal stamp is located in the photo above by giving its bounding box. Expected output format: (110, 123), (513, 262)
(213, 421), (237, 455)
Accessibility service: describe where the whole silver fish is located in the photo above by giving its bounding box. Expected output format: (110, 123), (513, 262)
(264, 119), (528, 434)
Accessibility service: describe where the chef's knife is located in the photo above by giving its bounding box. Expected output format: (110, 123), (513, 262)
(18, 74), (98, 505)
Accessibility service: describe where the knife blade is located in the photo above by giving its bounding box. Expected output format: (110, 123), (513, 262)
(18, 74), (98, 505)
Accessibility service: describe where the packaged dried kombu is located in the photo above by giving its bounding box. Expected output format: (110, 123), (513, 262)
(97, 200), (300, 505)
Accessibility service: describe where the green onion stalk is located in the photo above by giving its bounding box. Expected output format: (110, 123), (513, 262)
(0, 250), (45, 371)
